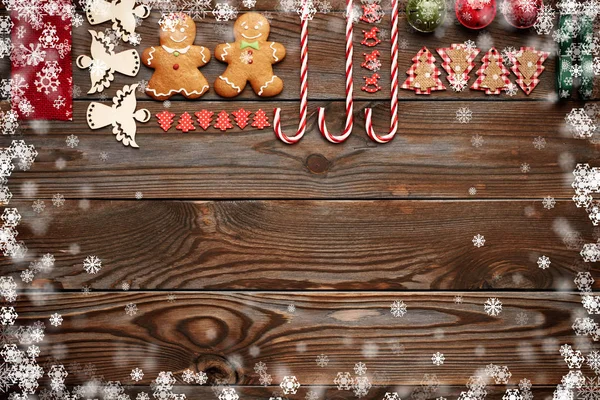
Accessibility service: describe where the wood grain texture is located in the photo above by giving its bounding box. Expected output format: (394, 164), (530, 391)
(4, 100), (596, 200)
(16, 292), (580, 385)
(0, 199), (592, 290)
(53, 386), (559, 400)
(71, 11), (567, 102)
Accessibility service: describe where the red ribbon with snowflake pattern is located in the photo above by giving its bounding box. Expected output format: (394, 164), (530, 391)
(10, 0), (73, 120)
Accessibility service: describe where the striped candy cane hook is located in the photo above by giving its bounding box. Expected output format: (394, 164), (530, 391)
(317, 0), (354, 144)
(364, 0), (399, 144)
(274, 1), (310, 145)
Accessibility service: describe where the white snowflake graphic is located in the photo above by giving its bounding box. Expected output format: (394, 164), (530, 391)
(390, 300), (407, 317)
(432, 352), (445, 366)
(484, 297), (503, 316)
(83, 255), (102, 274)
(472, 234), (485, 247)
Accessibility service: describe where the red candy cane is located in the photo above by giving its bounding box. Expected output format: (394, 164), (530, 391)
(317, 0), (354, 143)
(274, 0), (310, 145)
(364, 0), (399, 144)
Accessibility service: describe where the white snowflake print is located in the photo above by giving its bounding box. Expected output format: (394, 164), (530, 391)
(65, 134), (79, 148)
(354, 362), (367, 375)
(99, 151), (109, 162)
(239, 49), (253, 64)
(0, 306), (17, 325)
(21, 269), (34, 283)
(53, 95), (66, 109)
(287, 303), (296, 313)
(18, 98), (35, 117)
(537, 255), (551, 269)
(135, 191), (143, 200)
(131, 367), (144, 381)
(454, 295), (463, 304)
(316, 354), (329, 367)
(515, 311), (529, 326)
(533, 136), (546, 150)
(218, 387), (239, 400)
(125, 303), (138, 316)
(468, 187), (477, 195)
(52, 193), (65, 207)
(196, 371), (208, 384)
(259, 373), (272, 386)
(22, 43), (47, 66)
(0, 16), (13, 35)
(520, 163), (530, 173)
(318, 0), (332, 13)
(472, 234), (485, 247)
(471, 134), (484, 148)
(504, 82), (518, 96)
(484, 297), (502, 316)
(254, 361), (267, 374)
(456, 107), (472, 123)
(542, 196), (556, 209)
(280, 376), (300, 395)
(213, 3), (238, 21)
(297, 0), (317, 20)
(450, 76), (468, 92)
(89, 59), (108, 77)
(182, 368), (196, 383)
(32, 199), (45, 214)
(432, 352), (445, 366)
(83, 255), (102, 274)
(49, 313), (63, 327)
(243, 0), (257, 7)
(391, 300), (407, 317)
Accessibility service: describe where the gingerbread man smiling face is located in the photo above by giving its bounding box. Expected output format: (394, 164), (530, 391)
(214, 12), (286, 98)
(141, 13), (211, 100)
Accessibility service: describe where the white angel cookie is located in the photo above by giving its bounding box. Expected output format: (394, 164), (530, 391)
(86, 84), (150, 148)
(85, 0), (150, 43)
(76, 30), (141, 94)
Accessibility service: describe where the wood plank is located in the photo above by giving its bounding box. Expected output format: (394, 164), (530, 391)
(0, 199), (593, 290)
(48, 386), (559, 400)
(71, 11), (567, 101)
(14, 291), (581, 385)
(4, 99), (597, 200)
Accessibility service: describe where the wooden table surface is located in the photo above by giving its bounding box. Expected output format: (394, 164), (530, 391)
(1, 1), (598, 399)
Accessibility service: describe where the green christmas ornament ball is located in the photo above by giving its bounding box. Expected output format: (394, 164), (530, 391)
(406, 0), (446, 32)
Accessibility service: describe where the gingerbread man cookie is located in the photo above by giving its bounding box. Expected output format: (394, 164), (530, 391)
(214, 13), (286, 98)
(141, 12), (211, 100)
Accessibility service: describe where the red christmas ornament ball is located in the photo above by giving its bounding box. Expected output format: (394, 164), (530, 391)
(500, 0), (542, 29)
(455, 0), (497, 30)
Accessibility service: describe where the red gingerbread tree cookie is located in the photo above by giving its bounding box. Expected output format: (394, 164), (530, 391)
(214, 111), (234, 131)
(156, 110), (176, 132)
(195, 109), (213, 130)
(251, 109), (270, 129)
(176, 112), (196, 132)
(232, 108), (252, 129)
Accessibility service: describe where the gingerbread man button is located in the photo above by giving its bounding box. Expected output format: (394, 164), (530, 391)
(141, 12), (211, 100)
(214, 13), (286, 98)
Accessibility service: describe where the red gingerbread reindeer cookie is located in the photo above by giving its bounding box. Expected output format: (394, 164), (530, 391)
(214, 13), (286, 98)
(141, 12), (211, 100)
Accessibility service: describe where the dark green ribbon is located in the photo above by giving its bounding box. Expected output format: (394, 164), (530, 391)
(578, 15), (594, 99)
(557, 14), (575, 99)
